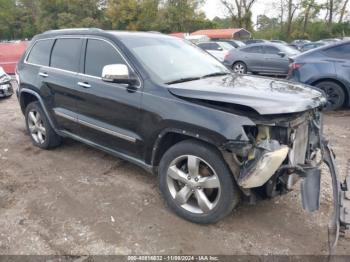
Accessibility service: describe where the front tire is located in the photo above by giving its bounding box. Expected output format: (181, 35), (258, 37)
(25, 101), (62, 149)
(232, 62), (247, 74)
(159, 140), (240, 224)
(315, 81), (345, 111)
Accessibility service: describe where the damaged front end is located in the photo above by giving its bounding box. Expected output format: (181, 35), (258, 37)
(224, 110), (350, 250)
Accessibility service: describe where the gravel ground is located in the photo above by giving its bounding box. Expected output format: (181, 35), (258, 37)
(0, 95), (349, 255)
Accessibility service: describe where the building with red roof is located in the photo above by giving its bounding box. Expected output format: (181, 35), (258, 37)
(169, 32), (188, 39)
(191, 28), (251, 40)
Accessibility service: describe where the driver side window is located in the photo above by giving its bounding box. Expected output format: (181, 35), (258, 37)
(85, 39), (126, 77)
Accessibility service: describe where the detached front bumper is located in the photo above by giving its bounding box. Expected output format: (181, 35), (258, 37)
(322, 141), (350, 251)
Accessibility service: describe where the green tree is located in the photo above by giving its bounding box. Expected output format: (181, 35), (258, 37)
(220, 0), (257, 31)
(161, 0), (206, 32)
(36, 0), (103, 31)
(0, 0), (17, 39)
(106, 0), (139, 30)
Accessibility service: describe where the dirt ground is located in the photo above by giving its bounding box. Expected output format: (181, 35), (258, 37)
(0, 95), (349, 256)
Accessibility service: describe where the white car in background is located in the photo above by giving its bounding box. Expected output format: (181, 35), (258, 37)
(197, 41), (234, 62)
(0, 66), (13, 98)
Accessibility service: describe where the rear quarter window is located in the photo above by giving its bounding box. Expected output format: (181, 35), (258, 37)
(26, 39), (55, 66)
(323, 44), (350, 59)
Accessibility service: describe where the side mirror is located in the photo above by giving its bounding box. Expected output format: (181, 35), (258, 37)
(102, 64), (138, 85)
(278, 52), (286, 57)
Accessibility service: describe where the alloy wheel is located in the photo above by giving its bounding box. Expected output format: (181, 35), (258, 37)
(27, 109), (46, 144)
(166, 155), (221, 214)
(233, 63), (246, 74)
(324, 86), (342, 109)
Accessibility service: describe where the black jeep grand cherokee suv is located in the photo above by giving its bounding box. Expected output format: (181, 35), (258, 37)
(16, 29), (349, 238)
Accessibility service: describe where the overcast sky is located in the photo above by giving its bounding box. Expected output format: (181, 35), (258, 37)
(202, 0), (337, 24)
(202, 0), (276, 21)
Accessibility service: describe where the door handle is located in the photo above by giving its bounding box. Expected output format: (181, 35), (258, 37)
(78, 82), (91, 88)
(39, 72), (48, 77)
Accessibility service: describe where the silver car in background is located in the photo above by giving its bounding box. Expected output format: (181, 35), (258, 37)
(197, 41), (234, 62)
(224, 43), (300, 76)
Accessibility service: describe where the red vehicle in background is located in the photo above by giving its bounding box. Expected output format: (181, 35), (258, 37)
(0, 41), (27, 74)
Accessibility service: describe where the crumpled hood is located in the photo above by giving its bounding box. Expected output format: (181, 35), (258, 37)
(167, 74), (327, 115)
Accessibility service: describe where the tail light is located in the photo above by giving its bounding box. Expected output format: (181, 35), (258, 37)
(290, 63), (303, 71)
(224, 51), (230, 60)
(288, 62), (304, 77)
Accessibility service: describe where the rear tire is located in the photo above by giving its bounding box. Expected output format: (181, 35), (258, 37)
(159, 140), (240, 224)
(315, 81), (345, 111)
(232, 62), (247, 74)
(25, 101), (62, 149)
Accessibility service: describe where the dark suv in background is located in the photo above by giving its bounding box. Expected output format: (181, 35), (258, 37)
(15, 29), (349, 237)
(288, 41), (350, 110)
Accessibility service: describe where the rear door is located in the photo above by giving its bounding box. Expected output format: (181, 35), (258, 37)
(23, 38), (55, 102)
(75, 38), (143, 159)
(38, 38), (83, 133)
(322, 43), (350, 93)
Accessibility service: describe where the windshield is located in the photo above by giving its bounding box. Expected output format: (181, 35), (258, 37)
(119, 35), (230, 84)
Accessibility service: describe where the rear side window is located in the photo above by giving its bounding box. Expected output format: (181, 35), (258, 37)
(84, 39), (125, 77)
(323, 44), (350, 59)
(242, 46), (263, 53)
(27, 39), (54, 66)
(264, 46), (280, 55)
(50, 38), (82, 72)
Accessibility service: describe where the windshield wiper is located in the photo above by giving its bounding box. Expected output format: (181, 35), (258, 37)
(201, 72), (230, 78)
(166, 77), (201, 85)
(165, 72), (229, 85)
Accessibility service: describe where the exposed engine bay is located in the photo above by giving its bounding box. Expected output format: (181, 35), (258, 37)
(228, 110), (323, 196)
(223, 109), (350, 251)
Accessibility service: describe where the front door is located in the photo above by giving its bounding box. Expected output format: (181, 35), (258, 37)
(75, 38), (143, 159)
(263, 45), (289, 74)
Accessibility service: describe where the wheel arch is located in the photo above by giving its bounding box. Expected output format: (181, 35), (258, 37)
(311, 78), (349, 106)
(232, 60), (247, 68)
(19, 90), (38, 114)
(19, 88), (58, 132)
(150, 129), (225, 169)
